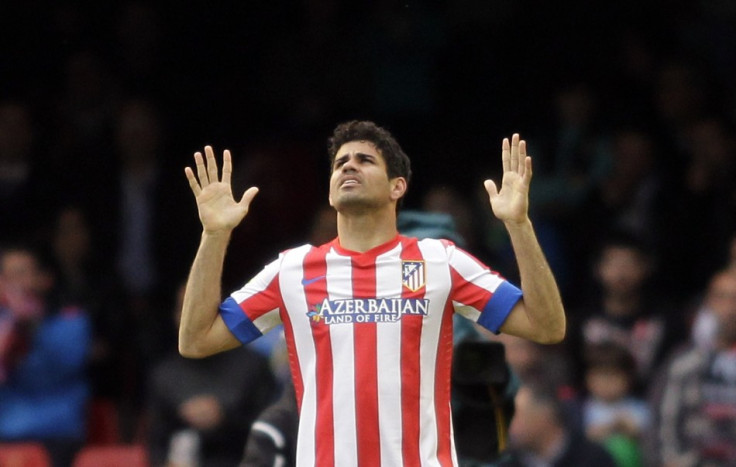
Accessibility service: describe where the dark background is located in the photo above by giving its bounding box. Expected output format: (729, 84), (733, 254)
(2, 0), (736, 442)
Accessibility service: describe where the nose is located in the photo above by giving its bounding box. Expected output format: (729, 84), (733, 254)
(341, 154), (359, 172)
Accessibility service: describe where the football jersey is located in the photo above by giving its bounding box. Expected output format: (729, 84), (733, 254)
(220, 235), (522, 467)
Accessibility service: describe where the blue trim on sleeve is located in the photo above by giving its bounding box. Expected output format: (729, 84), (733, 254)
(219, 297), (263, 344)
(477, 281), (523, 333)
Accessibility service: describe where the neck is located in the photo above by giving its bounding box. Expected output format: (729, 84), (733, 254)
(336, 207), (398, 252)
(603, 293), (640, 317)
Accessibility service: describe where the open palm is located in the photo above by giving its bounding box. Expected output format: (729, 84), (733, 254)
(185, 145), (259, 234)
(484, 134), (532, 225)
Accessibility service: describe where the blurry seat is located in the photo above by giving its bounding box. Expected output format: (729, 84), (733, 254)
(0, 442), (52, 467)
(86, 398), (121, 445)
(72, 444), (148, 467)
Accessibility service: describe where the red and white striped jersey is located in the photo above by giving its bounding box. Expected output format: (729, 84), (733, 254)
(220, 235), (522, 467)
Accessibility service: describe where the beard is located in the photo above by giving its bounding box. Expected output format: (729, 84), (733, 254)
(331, 191), (383, 214)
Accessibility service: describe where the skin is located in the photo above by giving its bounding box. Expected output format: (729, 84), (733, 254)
(509, 386), (566, 459)
(178, 134), (565, 358)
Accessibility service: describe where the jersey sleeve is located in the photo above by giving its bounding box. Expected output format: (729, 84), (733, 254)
(446, 242), (522, 333)
(219, 255), (285, 345)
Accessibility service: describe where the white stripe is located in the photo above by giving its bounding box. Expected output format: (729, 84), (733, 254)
(452, 300), (481, 322)
(417, 239), (453, 466)
(231, 255), (281, 302)
(449, 247), (504, 292)
(251, 421), (286, 449)
(376, 243), (405, 467)
(279, 246), (316, 467)
(252, 307), (282, 334)
(326, 250), (358, 465)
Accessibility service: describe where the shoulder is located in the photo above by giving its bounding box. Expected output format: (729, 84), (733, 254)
(665, 346), (709, 377)
(45, 306), (91, 330)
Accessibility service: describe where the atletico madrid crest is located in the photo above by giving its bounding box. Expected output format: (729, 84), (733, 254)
(402, 260), (426, 292)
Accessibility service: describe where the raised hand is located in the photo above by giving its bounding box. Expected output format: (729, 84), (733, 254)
(484, 133), (532, 225)
(184, 145), (259, 234)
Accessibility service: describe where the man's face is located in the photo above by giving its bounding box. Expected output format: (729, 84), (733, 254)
(707, 272), (736, 343)
(0, 251), (41, 296)
(508, 387), (553, 452)
(328, 140), (404, 213)
(597, 246), (649, 296)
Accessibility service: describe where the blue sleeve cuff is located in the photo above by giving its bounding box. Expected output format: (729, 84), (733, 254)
(219, 297), (263, 344)
(477, 281), (523, 334)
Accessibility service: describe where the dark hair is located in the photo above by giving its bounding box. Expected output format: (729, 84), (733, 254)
(327, 120), (412, 185)
(584, 341), (636, 373)
(595, 228), (655, 265)
(522, 379), (567, 425)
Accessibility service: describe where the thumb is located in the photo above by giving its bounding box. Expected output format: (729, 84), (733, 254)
(239, 186), (259, 208)
(484, 179), (498, 198)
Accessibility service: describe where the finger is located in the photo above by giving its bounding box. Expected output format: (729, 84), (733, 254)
(519, 140), (527, 178)
(194, 151), (208, 186)
(222, 149), (233, 185)
(205, 145), (219, 183)
(510, 133), (520, 172)
(483, 179), (498, 198)
(239, 186), (260, 208)
(184, 167), (202, 196)
(523, 156), (533, 185)
(502, 138), (510, 172)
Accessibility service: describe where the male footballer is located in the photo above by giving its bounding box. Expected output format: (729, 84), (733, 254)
(178, 120), (565, 466)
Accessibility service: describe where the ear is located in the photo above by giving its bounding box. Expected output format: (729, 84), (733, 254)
(390, 177), (407, 202)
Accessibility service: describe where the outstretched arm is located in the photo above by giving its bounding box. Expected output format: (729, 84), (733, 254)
(485, 134), (566, 344)
(179, 146), (259, 358)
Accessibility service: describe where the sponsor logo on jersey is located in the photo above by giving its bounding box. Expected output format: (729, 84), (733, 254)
(402, 260), (425, 292)
(307, 297), (429, 325)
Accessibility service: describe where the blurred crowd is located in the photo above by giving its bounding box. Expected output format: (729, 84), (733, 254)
(2, 0), (736, 466)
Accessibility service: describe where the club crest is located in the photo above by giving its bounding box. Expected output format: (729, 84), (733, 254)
(402, 260), (425, 292)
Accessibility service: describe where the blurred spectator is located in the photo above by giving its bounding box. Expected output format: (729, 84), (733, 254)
(0, 100), (49, 243)
(44, 204), (131, 407)
(531, 81), (608, 218)
(49, 49), (120, 165)
(525, 81), (609, 297)
(147, 283), (276, 467)
(653, 57), (712, 153)
(420, 185), (483, 257)
(488, 332), (575, 399)
(649, 270), (736, 466)
(586, 127), (663, 242)
(503, 380), (616, 467)
(582, 342), (649, 467)
(569, 230), (686, 394)
(690, 230), (736, 350)
(658, 116), (736, 299)
(241, 380), (298, 467)
(0, 244), (92, 467)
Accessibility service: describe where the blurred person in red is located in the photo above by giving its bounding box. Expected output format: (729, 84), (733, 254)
(0, 244), (91, 467)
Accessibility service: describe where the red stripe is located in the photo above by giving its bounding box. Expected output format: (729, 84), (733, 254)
(352, 255), (381, 466)
(302, 246), (334, 467)
(281, 308), (304, 413)
(400, 238), (423, 467)
(449, 267), (493, 311)
(240, 275), (282, 322)
(434, 300), (456, 466)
